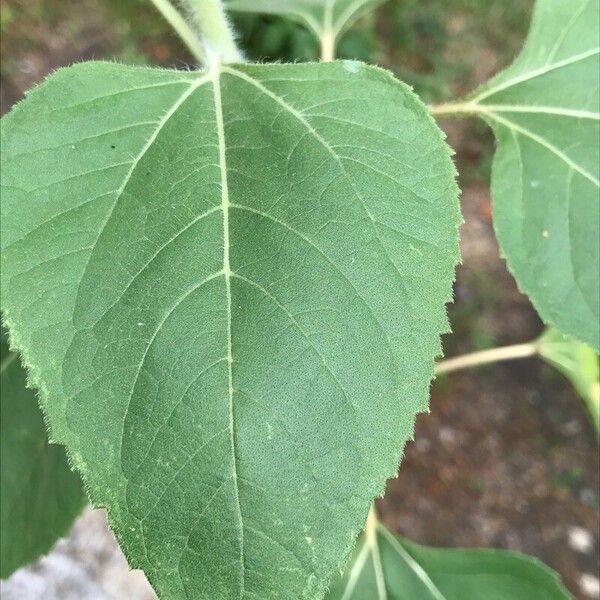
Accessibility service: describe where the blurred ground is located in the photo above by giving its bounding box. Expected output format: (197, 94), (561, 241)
(1, 1), (598, 599)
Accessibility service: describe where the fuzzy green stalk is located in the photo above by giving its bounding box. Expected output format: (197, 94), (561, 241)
(183, 0), (244, 64)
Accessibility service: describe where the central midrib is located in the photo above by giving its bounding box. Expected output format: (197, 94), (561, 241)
(211, 65), (246, 598)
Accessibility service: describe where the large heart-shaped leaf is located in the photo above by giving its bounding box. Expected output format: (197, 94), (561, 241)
(1, 326), (86, 577)
(225, 0), (384, 41)
(0, 61), (459, 598)
(325, 514), (571, 599)
(444, 0), (599, 349)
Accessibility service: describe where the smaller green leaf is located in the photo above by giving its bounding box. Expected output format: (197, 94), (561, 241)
(225, 0), (384, 42)
(326, 513), (572, 599)
(538, 328), (600, 438)
(459, 0), (600, 350)
(0, 325), (86, 578)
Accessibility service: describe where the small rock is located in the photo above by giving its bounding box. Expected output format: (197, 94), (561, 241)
(438, 426), (456, 446)
(415, 437), (431, 452)
(580, 488), (598, 506)
(568, 526), (594, 553)
(580, 573), (600, 599)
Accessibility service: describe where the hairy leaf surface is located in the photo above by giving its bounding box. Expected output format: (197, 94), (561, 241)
(467, 0), (600, 349)
(538, 328), (600, 437)
(0, 326), (86, 577)
(326, 517), (571, 599)
(0, 61), (459, 599)
(225, 0), (384, 40)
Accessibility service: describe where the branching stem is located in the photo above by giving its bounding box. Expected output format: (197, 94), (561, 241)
(185, 0), (244, 64)
(435, 341), (540, 375)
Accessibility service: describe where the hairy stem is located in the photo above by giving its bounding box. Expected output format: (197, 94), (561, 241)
(429, 102), (481, 118)
(435, 341), (540, 375)
(320, 0), (336, 61)
(321, 31), (336, 62)
(184, 0), (244, 64)
(149, 0), (205, 63)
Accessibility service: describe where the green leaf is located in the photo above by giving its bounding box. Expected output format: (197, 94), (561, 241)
(0, 61), (459, 599)
(538, 328), (600, 437)
(466, 0), (600, 350)
(0, 325), (86, 578)
(326, 514), (572, 599)
(225, 0), (384, 41)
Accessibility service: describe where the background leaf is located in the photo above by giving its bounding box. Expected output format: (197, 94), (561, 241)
(326, 516), (572, 599)
(225, 0), (384, 41)
(0, 325), (86, 578)
(466, 0), (600, 349)
(0, 60), (459, 599)
(538, 328), (600, 437)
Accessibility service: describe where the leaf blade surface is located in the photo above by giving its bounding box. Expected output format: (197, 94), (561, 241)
(465, 0), (600, 349)
(538, 328), (600, 437)
(326, 521), (572, 600)
(225, 0), (384, 39)
(1, 61), (459, 599)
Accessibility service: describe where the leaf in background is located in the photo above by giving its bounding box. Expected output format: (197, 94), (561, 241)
(225, 0), (384, 43)
(0, 61), (459, 599)
(326, 513), (572, 599)
(0, 325), (86, 578)
(466, 0), (600, 350)
(538, 328), (600, 437)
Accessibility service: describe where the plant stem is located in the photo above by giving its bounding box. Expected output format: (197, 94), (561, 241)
(365, 503), (388, 598)
(320, 0), (336, 61)
(185, 0), (244, 64)
(149, 0), (205, 64)
(429, 102), (481, 118)
(435, 341), (540, 375)
(365, 504), (379, 541)
(321, 31), (336, 62)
